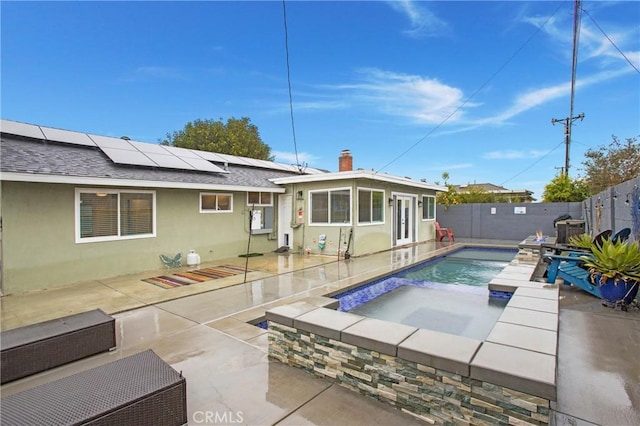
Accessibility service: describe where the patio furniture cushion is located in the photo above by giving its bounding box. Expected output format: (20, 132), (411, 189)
(0, 349), (187, 426)
(0, 309), (116, 384)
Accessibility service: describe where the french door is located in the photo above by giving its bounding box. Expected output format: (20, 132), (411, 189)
(394, 195), (414, 246)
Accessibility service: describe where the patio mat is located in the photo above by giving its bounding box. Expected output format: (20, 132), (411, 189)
(143, 265), (251, 289)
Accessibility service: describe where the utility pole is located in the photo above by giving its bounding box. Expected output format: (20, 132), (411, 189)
(551, 0), (584, 177)
(551, 113), (584, 175)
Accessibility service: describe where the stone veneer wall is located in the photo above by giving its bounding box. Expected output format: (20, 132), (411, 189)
(268, 322), (550, 425)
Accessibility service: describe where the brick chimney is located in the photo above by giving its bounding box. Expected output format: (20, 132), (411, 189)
(339, 149), (353, 172)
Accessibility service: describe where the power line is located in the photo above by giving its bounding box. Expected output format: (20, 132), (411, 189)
(500, 140), (565, 186)
(375, 1), (566, 175)
(582, 7), (640, 74)
(282, 0), (303, 174)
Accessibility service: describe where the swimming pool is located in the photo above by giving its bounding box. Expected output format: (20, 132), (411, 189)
(334, 248), (517, 340)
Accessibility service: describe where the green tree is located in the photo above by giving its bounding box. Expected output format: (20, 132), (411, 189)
(458, 186), (497, 204)
(161, 117), (274, 160)
(581, 135), (640, 194)
(435, 172), (459, 209)
(543, 173), (590, 202)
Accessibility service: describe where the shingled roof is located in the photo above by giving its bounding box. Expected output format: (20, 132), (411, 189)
(0, 120), (319, 191)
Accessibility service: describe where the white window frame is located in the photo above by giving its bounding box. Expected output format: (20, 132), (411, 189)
(246, 191), (273, 207)
(309, 187), (352, 226)
(421, 194), (436, 220)
(249, 205), (274, 234)
(200, 193), (234, 213)
(75, 188), (156, 244)
(357, 187), (385, 225)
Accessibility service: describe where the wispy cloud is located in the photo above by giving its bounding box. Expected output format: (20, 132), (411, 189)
(344, 68), (470, 124)
(457, 9), (638, 128)
(386, 0), (449, 38)
(272, 150), (320, 166)
(289, 100), (348, 112)
(524, 9), (640, 69)
(423, 163), (473, 171)
(476, 67), (631, 126)
(263, 94), (347, 115)
(272, 5), (636, 133)
(483, 149), (548, 160)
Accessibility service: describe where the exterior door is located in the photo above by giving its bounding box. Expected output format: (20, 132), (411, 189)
(278, 194), (293, 249)
(395, 195), (413, 246)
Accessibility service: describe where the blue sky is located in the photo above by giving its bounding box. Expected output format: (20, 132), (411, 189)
(2, 1), (639, 200)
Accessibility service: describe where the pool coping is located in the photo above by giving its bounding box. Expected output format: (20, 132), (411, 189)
(266, 258), (559, 402)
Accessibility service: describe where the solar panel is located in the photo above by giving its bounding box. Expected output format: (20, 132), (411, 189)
(162, 145), (201, 159)
(180, 157), (229, 173)
(89, 134), (138, 151)
(0, 119), (46, 140)
(143, 152), (195, 170)
(101, 147), (158, 167)
(214, 153), (253, 166)
(129, 141), (170, 154)
(2, 119), (304, 175)
(261, 161), (290, 171)
(40, 126), (96, 146)
(111, 140), (227, 173)
(280, 164), (300, 173)
(189, 150), (227, 163)
(241, 157), (267, 168)
(305, 167), (324, 174)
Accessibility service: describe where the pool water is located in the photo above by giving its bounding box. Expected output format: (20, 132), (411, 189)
(336, 248), (516, 340)
(398, 249), (516, 286)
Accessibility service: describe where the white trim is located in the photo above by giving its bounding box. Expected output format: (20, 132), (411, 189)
(421, 194), (436, 221)
(271, 170), (446, 192)
(357, 187), (385, 225)
(75, 188), (157, 244)
(246, 191), (274, 207)
(391, 193), (417, 246)
(200, 192), (234, 213)
(308, 186), (353, 226)
(2, 172), (286, 193)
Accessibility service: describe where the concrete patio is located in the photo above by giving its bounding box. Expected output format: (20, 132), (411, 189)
(1, 239), (638, 425)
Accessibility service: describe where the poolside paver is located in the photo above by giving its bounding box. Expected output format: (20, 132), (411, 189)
(471, 341), (557, 401)
(507, 294), (559, 314)
(486, 321), (558, 355)
(498, 306), (558, 331)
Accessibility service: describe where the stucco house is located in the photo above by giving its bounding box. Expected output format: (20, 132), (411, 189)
(0, 119), (446, 294)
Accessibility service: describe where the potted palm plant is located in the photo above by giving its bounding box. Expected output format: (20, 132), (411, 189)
(580, 239), (640, 309)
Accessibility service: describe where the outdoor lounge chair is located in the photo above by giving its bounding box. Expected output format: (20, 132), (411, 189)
(612, 228), (631, 244)
(548, 229), (612, 255)
(435, 222), (454, 242)
(592, 229), (613, 248)
(543, 253), (601, 298)
(567, 229), (611, 251)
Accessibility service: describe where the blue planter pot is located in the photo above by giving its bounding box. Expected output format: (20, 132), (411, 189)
(594, 273), (639, 307)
